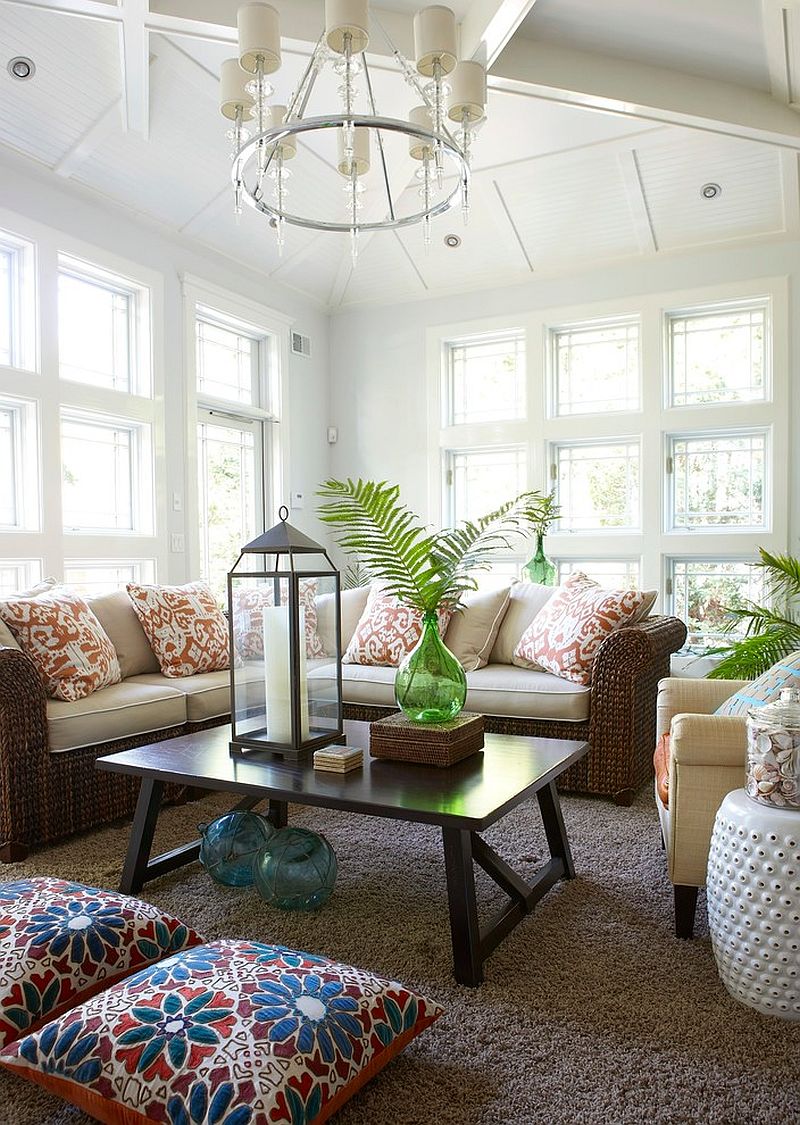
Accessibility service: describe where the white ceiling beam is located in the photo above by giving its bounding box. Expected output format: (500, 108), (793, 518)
(780, 148), (800, 231)
(617, 149), (658, 254)
(460, 0), (541, 68)
(762, 1), (800, 109)
(119, 0), (150, 137)
(53, 97), (122, 176)
(490, 39), (800, 149)
(0, 0), (117, 21)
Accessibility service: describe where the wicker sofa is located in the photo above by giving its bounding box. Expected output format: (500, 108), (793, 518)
(0, 584), (686, 862)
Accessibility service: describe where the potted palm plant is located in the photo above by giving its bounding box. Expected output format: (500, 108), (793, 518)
(709, 548), (800, 680)
(317, 478), (553, 723)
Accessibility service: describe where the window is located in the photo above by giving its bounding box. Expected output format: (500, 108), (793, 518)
(0, 230), (34, 371)
(61, 410), (152, 534)
(668, 301), (767, 407)
(58, 260), (143, 393)
(196, 311), (261, 406)
(0, 559), (42, 597)
(552, 319), (639, 416)
(447, 446), (527, 525)
(554, 440), (640, 531)
(0, 395), (39, 531)
(445, 331), (525, 425)
(555, 558), (641, 589)
(63, 559), (155, 596)
(0, 246), (13, 368)
(670, 559), (764, 647)
(669, 431), (766, 530)
(197, 416), (261, 601)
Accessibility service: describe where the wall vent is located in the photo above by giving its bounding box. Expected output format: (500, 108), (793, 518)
(291, 331), (312, 358)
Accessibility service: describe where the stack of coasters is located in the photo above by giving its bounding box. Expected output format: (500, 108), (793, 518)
(369, 712), (484, 767)
(313, 745), (364, 773)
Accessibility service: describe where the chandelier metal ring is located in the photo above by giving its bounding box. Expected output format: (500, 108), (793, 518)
(234, 114), (469, 234)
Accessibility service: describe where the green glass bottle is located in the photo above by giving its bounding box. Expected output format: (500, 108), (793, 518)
(394, 611), (467, 724)
(523, 531), (557, 585)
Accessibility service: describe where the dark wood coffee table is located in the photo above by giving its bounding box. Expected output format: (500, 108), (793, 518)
(98, 721), (588, 986)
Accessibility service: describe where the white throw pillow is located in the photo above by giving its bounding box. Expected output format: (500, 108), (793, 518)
(444, 586), (511, 672)
(490, 582), (557, 666)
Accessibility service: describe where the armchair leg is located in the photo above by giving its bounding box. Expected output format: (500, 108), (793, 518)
(674, 884), (699, 939)
(0, 842), (30, 863)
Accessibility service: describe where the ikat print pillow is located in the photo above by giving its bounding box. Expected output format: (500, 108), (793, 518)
(126, 581), (231, 678)
(232, 580), (325, 662)
(513, 573), (648, 685)
(0, 938), (444, 1125)
(344, 586), (452, 667)
(0, 877), (204, 1049)
(0, 586), (121, 701)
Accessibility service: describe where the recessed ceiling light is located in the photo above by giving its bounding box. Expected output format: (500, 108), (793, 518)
(7, 56), (35, 81)
(701, 182), (722, 199)
(444, 234), (461, 248)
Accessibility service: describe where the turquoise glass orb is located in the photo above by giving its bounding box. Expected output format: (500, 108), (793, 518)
(199, 810), (275, 887)
(254, 827), (337, 911)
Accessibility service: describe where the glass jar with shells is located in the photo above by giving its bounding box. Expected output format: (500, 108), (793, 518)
(746, 688), (800, 809)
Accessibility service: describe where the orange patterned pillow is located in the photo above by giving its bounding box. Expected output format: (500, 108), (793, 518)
(126, 582), (230, 678)
(0, 587), (121, 702)
(344, 586), (452, 667)
(513, 573), (647, 685)
(232, 579), (324, 661)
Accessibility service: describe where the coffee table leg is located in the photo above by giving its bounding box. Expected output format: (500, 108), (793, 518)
(120, 778), (164, 895)
(537, 780), (575, 880)
(442, 827), (483, 987)
(268, 799), (288, 829)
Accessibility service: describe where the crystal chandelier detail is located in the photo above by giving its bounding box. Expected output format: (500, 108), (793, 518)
(218, 2), (487, 262)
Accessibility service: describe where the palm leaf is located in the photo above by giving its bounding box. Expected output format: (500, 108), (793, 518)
(755, 547), (800, 608)
(708, 623), (800, 680)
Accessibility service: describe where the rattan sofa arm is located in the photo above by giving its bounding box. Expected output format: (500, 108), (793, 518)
(590, 615), (688, 701)
(0, 645), (49, 855)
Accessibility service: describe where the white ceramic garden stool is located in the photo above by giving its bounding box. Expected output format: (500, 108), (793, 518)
(706, 788), (800, 1020)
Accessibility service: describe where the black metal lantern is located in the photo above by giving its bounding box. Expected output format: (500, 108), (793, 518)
(228, 506), (344, 759)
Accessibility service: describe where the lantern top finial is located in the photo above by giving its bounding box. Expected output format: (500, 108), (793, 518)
(278, 505), (289, 521)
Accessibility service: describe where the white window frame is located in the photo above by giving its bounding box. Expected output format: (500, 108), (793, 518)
(57, 254), (151, 397)
(548, 315), (641, 419)
(442, 328), (526, 428)
(0, 394), (40, 532)
(666, 555), (764, 647)
(554, 557), (642, 590)
(183, 276), (292, 584)
(0, 227), (36, 374)
(0, 557), (43, 596)
(666, 426), (770, 534)
(62, 558), (156, 595)
(427, 278), (788, 646)
(549, 436), (642, 534)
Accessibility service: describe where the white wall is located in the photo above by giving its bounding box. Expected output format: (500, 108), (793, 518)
(0, 147), (330, 580)
(329, 237), (800, 553)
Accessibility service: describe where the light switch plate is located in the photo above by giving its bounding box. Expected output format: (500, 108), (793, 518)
(170, 533), (185, 553)
(290, 491), (305, 510)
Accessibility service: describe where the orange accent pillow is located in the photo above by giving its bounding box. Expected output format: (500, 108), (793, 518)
(654, 733), (670, 808)
(344, 587), (452, 667)
(126, 581), (231, 678)
(513, 573), (647, 685)
(0, 586), (121, 702)
(232, 579), (325, 661)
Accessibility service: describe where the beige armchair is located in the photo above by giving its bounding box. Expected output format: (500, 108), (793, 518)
(655, 676), (749, 937)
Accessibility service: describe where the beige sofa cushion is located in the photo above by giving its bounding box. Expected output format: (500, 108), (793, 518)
(88, 590), (160, 679)
(325, 661), (590, 722)
(444, 586), (511, 672)
(490, 582), (556, 666)
(130, 671), (232, 723)
(47, 681), (186, 753)
(316, 586), (370, 655)
(0, 620), (19, 649)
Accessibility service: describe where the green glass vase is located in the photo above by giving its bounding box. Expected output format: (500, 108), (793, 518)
(523, 532), (557, 586)
(394, 611), (467, 724)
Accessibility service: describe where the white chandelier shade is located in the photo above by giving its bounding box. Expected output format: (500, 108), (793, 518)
(220, 2), (487, 260)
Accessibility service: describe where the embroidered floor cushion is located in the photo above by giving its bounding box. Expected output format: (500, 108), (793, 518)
(232, 580), (325, 661)
(0, 938), (444, 1125)
(715, 651), (800, 717)
(0, 877), (203, 1049)
(0, 586), (121, 701)
(513, 574), (648, 685)
(344, 587), (451, 667)
(126, 582), (231, 678)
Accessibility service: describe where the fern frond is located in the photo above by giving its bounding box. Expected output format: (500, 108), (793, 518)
(756, 547), (800, 609)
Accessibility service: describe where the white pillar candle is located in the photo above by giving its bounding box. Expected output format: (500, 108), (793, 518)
(262, 604), (310, 744)
(219, 58), (254, 120)
(413, 5), (457, 76)
(238, 3), (281, 74)
(325, 0), (370, 54)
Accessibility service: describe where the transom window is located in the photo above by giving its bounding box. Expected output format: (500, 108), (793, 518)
(668, 301), (768, 407)
(551, 319), (639, 416)
(63, 559), (155, 596)
(61, 410), (152, 534)
(58, 259), (143, 394)
(669, 431), (767, 530)
(553, 440), (640, 531)
(0, 231), (34, 371)
(669, 559), (763, 647)
(445, 331), (525, 425)
(0, 558), (42, 597)
(555, 558), (641, 590)
(0, 247), (13, 369)
(0, 395), (39, 532)
(447, 446), (527, 525)
(196, 311), (261, 406)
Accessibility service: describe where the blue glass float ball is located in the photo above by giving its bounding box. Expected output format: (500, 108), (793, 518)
(199, 811), (275, 887)
(253, 827), (337, 911)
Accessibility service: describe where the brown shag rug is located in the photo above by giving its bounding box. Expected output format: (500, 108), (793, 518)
(1, 789), (798, 1125)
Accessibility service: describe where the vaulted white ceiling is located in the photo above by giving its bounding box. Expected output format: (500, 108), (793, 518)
(0, 0), (798, 310)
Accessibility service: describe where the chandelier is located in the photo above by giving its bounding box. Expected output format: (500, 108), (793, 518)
(218, 2), (488, 261)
